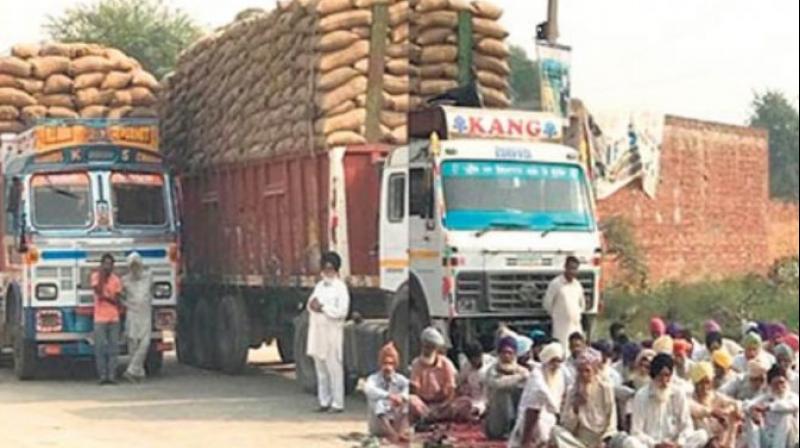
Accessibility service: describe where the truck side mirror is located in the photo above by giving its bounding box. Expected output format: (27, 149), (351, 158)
(8, 178), (27, 253)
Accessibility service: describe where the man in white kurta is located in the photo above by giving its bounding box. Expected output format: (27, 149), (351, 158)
(508, 343), (567, 448)
(122, 253), (153, 382)
(744, 365), (799, 448)
(306, 252), (350, 413)
(544, 257), (585, 352)
(629, 354), (709, 448)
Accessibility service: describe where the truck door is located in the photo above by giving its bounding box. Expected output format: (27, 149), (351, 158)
(379, 165), (408, 292)
(409, 164), (447, 318)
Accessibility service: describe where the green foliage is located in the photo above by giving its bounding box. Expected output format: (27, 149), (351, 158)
(600, 275), (799, 341)
(508, 45), (540, 110)
(749, 90), (800, 202)
(45, 0), (203, 79)
(600, 216), (648, 292)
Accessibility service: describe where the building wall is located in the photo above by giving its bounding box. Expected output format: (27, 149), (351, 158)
(597, 116), (797, 285)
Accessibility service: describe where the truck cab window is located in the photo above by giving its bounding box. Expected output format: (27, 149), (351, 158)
(31, 173), (92, 228)
(387, 173), (405, 223)
(111, 173), (167, 226)
(409, 168), (432, 218)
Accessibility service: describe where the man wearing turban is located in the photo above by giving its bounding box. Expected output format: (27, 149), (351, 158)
(744, 364), (799, 448)
(629, 354), (709, 448)
(484, 336), (529, 440)
(688, 362), (741, 447)
(364, 343), (410, 444)
(733, 332), (775, 375)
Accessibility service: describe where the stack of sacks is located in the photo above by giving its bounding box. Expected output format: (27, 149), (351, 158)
(0, 42), (159, 134)
(409, 0), (511, 108)
(161, 0), (410, 170)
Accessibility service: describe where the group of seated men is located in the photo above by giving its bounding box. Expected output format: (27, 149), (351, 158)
(365, 318), (799, 447)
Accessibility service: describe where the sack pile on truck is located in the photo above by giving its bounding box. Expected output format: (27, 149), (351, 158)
(161, 0), (411, 170)
(0, 42), (159, 134)
(409, 0), (511, 108)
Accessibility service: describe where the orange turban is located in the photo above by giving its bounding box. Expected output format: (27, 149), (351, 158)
(379, 342), (399, 367)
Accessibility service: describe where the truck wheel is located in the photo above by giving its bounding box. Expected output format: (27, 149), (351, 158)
(192, 297), (219, 370)
(293, 312), (317, 394)
(144, 344), (164, 377)
(277, 329), (295, 364)
(13, 334), (37, 381)
(389, 284), (428, 372)
(176, 304), (195, 366)
(216, 295), (249, 374)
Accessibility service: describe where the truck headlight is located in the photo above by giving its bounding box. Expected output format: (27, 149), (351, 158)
(152, 282), (173, 299)
(154, 308), (177, 331)
(36, 284), (59, 301)
(36, 309), (63, 332)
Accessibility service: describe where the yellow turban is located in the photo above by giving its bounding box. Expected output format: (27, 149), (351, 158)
(690, 361), (714, 384)
(711, 349), (733, 370)
(653, 335), (674, 355)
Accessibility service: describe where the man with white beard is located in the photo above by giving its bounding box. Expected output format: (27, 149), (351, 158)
(628, 354), (709, 448)
(744, 364), (799, 448)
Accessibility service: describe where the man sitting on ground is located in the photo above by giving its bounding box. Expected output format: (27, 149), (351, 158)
(365, 343), (410, 444)
(688, 362), (741, 448)
(744, 364), (799, 448)
(456, 341), (493, 421)
(484, 336), (529, 440)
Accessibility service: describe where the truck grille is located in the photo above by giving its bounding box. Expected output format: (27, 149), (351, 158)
(456, 271), (596, 313)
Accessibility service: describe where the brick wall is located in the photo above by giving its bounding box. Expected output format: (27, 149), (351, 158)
(767, 201), (800, 263)
(597, 116), (790, 285)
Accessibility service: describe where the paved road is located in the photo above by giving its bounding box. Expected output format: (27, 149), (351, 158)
(0, 346), (369, 448)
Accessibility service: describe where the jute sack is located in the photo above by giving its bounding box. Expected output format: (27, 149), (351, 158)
(43, 74), (74, 94)
(316, 0), (353, 15)
(131, 70), (159, 90)
(36, 94), (74, 109)
(480, 86), (510, 107)
(415, 0), (449, 12)
(380, 110), (406, 128)
(420, 63), (459, 80)
(420, 79), (458, 96)
(477, 70), (508, 90)
(0, 120), (25, 133)
(419, 45), (458, 64)
(102, 71), (133, 89)
(472, 17), (508, 39)
(11, 44), (40, 60)
(69, 56), (113, 76)
(0, 105), (20, 121)
(74, 72), (106, 89)
(0, 88), (37, 108)
(315, 75), (368, 112)
(316, 108), (366, 135)
(315, 31), (361, 52)
(318, 67), (361, 92)
(0, 74), (20, 89)
(17, 79), (44, 95)
(0, 57), (31, 78)
(80, 105), (110, 118)
(474, 54), (510, 76)
(318, 10), (372, 33)
(386, 58), (411, 76)
(417, 27), (457, 46)
(318, 40), (370, 72)
(128, 87), (157, 107)
(30, 56), (71, 79)
(21, 105), (48, 122)
(47, 107), (79, 119)
(476, 38), (510, 58)
(415, 11), (458, 30)
(470, 0), (503, 20)
(383, 74), (410, 95)
(325, 130), (367, 147)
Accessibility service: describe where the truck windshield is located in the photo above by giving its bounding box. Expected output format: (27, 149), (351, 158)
(31, 173), (93, 228)
(441, 160), (594, 232)
(111, 172), (167, 227)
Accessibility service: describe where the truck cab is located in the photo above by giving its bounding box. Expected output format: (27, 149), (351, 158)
(0, 119), (180, 379)
(384, 106), (602, 353)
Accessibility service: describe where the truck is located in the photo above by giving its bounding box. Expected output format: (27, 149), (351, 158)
(173, 104), (602, 392)
(0, 119), (180, 380)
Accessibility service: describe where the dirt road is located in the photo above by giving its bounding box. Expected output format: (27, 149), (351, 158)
(0, 346), (369, 448)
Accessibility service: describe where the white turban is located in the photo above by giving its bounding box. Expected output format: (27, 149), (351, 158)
(540, 342), (564, 364)
(128, 252), (143, 266)
(421, 327), (445, 347)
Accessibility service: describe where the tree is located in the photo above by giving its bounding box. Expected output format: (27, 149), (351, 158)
(508, 45), (540, 110)
(45, 0), (203, 79)
(749, 90), (800, 202)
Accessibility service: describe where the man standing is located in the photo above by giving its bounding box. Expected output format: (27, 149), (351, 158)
(544, 256), (585, 351)
(92, 253), (123, 385)
(365, 343), (410, 444)
(629, 354), (709, 448)
(121, 253), (153, 383)
(306, 252), (350, 413)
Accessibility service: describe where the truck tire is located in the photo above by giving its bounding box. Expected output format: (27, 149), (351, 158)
(277, 329), (295, 364)
(175, 303), (195, 366)
(216, 295), (249, 374)
(144, 343), (164, 376)
(293, 312), (317, 394)
(13, 334), (37, 380)
(192, 297), (219, 370)
(388, 284), (428, 372)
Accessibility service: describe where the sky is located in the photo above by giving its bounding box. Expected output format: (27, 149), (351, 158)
(1, 0), (798, 125)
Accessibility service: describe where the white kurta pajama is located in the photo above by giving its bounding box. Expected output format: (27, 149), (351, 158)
(507, 366), (567, 447)
(628, 384), (709, 448)
(543, 275), (585, 351)
(306, 278), (350, 410)
(123, 271), (153, 378)
(744, 390), (800, 448)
